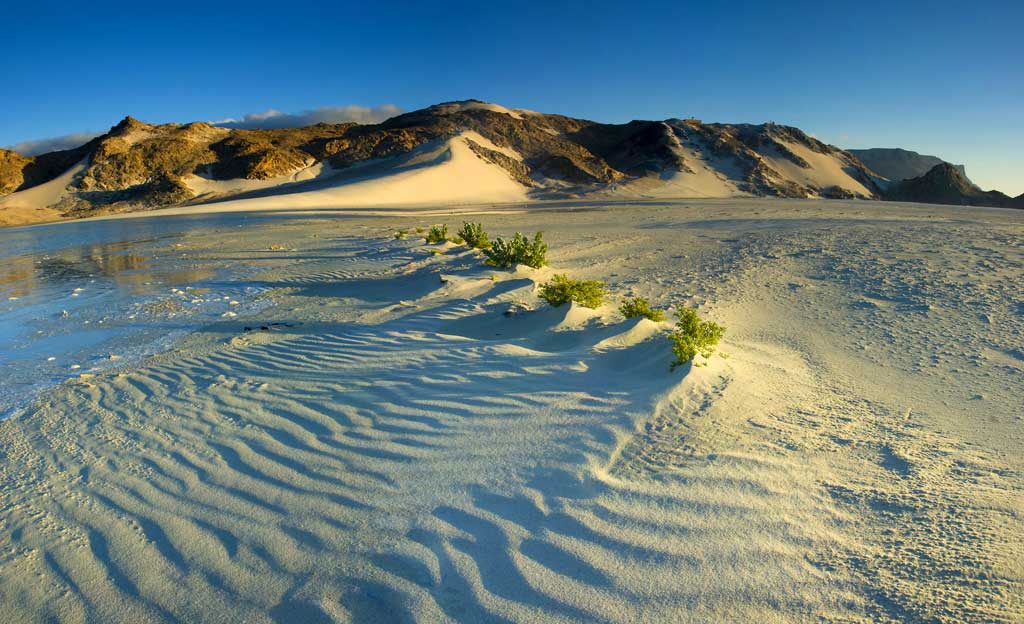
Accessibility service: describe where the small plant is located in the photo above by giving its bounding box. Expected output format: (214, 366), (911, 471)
(619, 297), (666, 322)
(669, 308), (725, 370)
(484, 231), (547, 269)
(538, 274), (606, 309)
(394, 229), (408, 240)
(425, 224), (448, 244)
(458, 221), (491, 249)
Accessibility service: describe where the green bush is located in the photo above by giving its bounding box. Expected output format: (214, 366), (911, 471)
(538, 274), (606, 309)
(425, 224), (448, 244)
(458, 221), (490, 249)
(669, 308), (725, 369)
(619, 297), (666, 322)
(394, 229), (408, 240)
(484, 231), (547, 268)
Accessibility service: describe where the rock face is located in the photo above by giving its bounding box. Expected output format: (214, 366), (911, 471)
(0, 99), (1012, 224)
(849, 148), (970, 183)
(883, 163), (1021, 208)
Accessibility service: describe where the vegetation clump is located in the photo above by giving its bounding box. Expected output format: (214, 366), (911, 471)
(670, 308), (725, 369)
(538, 274), (606, 309)
(458, 221), (491, 249)
(619, 297), (666, 322)
(425, 224), (448, 244)
(484, 232), (547, 268)
(394, 229), (408, 240)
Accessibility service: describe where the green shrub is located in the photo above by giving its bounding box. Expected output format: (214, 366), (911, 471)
(458, 222), (491, 249)
(425, 224), (448, 244)
(538, 274), (606, 309)
(394, 229), (408, 240)
(619, 297), (666, 322)
(484, 231), (547, 268)
(670, 308), (725, 369)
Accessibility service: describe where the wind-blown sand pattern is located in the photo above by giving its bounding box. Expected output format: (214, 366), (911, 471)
(1, 200), (1021, 623)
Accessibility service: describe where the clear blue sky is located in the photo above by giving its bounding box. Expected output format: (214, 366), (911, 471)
(4, 0), (1021, 194)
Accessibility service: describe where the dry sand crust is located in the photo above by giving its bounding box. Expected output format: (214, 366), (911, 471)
(0, 199), (1021, 623)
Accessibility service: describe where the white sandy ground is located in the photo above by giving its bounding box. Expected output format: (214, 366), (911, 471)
(0, 200), (1022, 623)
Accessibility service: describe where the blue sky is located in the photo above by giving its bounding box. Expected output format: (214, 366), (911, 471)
(4, 0), (1021, 194)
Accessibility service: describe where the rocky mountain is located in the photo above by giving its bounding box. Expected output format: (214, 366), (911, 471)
(0, 100), (1013, 225)
(883, 162), (1022, 209)
(849, 148), (971, 183)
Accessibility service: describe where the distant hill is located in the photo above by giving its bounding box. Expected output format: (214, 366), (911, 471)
(848, 148), (970, 183)
(883, 163), (1021, 209)
(0, 99), (1015, 225)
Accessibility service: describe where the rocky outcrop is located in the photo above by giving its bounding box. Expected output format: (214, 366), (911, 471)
(0, 149), (33, 195)
(884, 163), (1020, 209)
(464, 139), (535, 187)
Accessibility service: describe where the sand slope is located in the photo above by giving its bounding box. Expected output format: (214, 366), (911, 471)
(190, 132), (528, 214)
(0, 158), (86, 225)
(761, 140), (874, 196)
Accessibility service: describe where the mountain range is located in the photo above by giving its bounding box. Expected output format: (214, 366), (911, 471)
(1, 100), (1020, 225)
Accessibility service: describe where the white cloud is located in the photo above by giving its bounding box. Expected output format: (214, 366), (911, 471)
(6, 132), (101, 156)
(213, 104), (402, 129)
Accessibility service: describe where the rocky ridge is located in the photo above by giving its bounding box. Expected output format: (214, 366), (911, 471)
(1, 100), (1018, 224)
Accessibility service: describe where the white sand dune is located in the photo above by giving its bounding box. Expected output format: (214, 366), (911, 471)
(0, 200), (1021, 623)
(180, 132), (528, 215)
(761, 140), (874, 196)
(0, 158), (87, 225)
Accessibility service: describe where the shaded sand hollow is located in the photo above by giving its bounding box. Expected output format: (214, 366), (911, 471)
(0, 199), (1021, 623)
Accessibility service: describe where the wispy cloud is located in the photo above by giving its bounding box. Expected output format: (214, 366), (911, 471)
(7, 132), (101, 156)
(212, 104), (402, 129)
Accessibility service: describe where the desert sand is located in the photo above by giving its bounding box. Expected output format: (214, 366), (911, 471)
(0, 199), (1021, 623)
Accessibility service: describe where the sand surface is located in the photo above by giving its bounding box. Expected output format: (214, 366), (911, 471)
(0, 199), (1021, 623)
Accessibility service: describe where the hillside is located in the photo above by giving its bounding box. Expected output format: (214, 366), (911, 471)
(4, 99), (1014, 226)
(849, 147), (970, 183)
(884, 162), (1023, 208)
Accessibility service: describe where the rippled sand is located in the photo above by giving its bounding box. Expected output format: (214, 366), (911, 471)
(1, 199), (1021, 623)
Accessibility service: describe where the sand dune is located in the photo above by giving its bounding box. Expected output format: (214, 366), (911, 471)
(0, 200), (1021, 622)
(0, 158), (86, 225)
(761, 140), (875, 196)
(184, 132), (528, 214)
